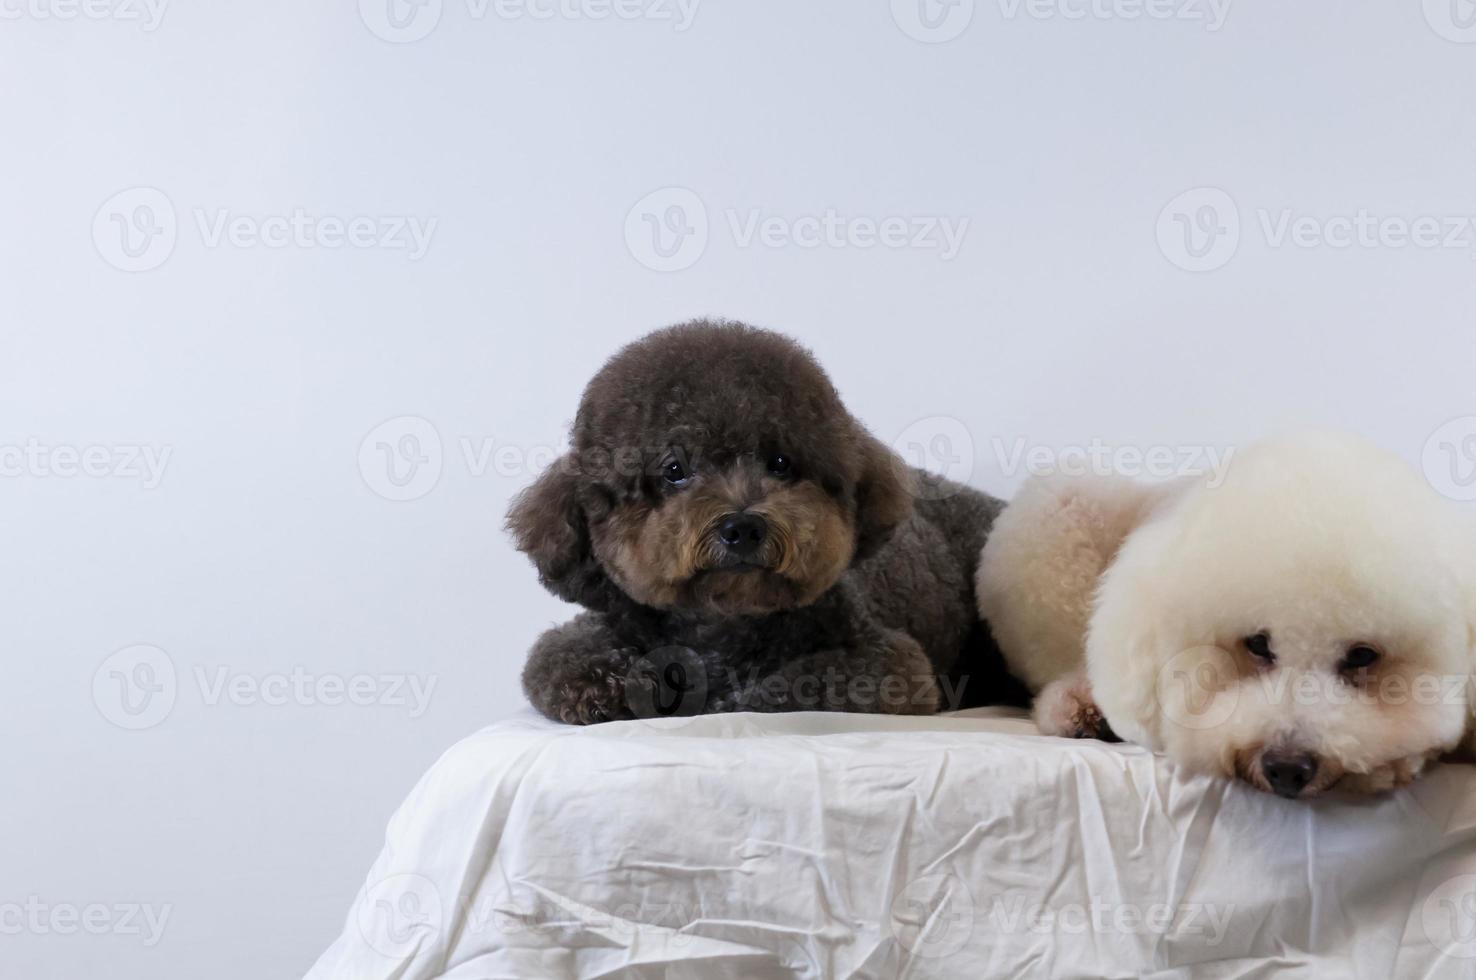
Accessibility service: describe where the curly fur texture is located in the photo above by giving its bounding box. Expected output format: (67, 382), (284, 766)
(509, 319), (1027, 724)
(978, 432), (1476, 798)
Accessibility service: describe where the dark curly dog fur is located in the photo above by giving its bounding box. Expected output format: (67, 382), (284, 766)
(508, 320), (1026, 724)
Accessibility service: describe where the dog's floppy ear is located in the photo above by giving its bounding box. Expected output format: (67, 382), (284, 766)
(506, 455), (611, 609)
(853, 435), (914, 562)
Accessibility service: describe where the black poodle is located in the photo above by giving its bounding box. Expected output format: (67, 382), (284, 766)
(508, 320), (1025, 724)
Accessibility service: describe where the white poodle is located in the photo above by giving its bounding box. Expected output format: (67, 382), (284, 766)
(978, 432), (1476, 798)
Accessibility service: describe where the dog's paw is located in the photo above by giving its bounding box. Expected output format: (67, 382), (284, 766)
(553, 664), (630, 725)
(1033, 672), (1118, 741)
(1340, 754), (1431, 794)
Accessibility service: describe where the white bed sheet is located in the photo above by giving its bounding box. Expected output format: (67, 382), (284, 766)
(305, 709), (1476, 979)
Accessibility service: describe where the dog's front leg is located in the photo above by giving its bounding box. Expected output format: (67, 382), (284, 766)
(1031, 668), (1119, 740)
(520, 612), (645, 725)
(716, 627), (943, 716)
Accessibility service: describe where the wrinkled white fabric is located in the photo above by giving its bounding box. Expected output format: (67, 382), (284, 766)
(305, 709), (1476, 980)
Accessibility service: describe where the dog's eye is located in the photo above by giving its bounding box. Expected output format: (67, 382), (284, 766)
(661, 457), (690, 487)
(1243, 632), (1275, 662)
(1341, 644), (1381, 671)
(766, 453), (793, 479)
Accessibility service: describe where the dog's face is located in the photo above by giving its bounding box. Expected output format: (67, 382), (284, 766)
(1089, 434), (1475, 798)
(507, 321), (913, 616)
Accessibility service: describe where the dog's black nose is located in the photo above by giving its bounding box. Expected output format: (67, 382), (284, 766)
(717, 513), (767, 557)
(1262, 752), (1319, 798)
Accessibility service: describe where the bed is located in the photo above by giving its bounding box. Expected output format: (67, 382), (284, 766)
(304, 708), (1476, 979)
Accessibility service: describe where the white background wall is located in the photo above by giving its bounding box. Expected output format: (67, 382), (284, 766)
(4, 1), (1476, 975)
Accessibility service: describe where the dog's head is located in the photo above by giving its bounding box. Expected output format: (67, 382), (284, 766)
(507, 320), (913, 616)
(1089, 432), (1476, 799)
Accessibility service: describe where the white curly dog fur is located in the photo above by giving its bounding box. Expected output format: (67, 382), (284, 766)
(978, 432), (1476, 798)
